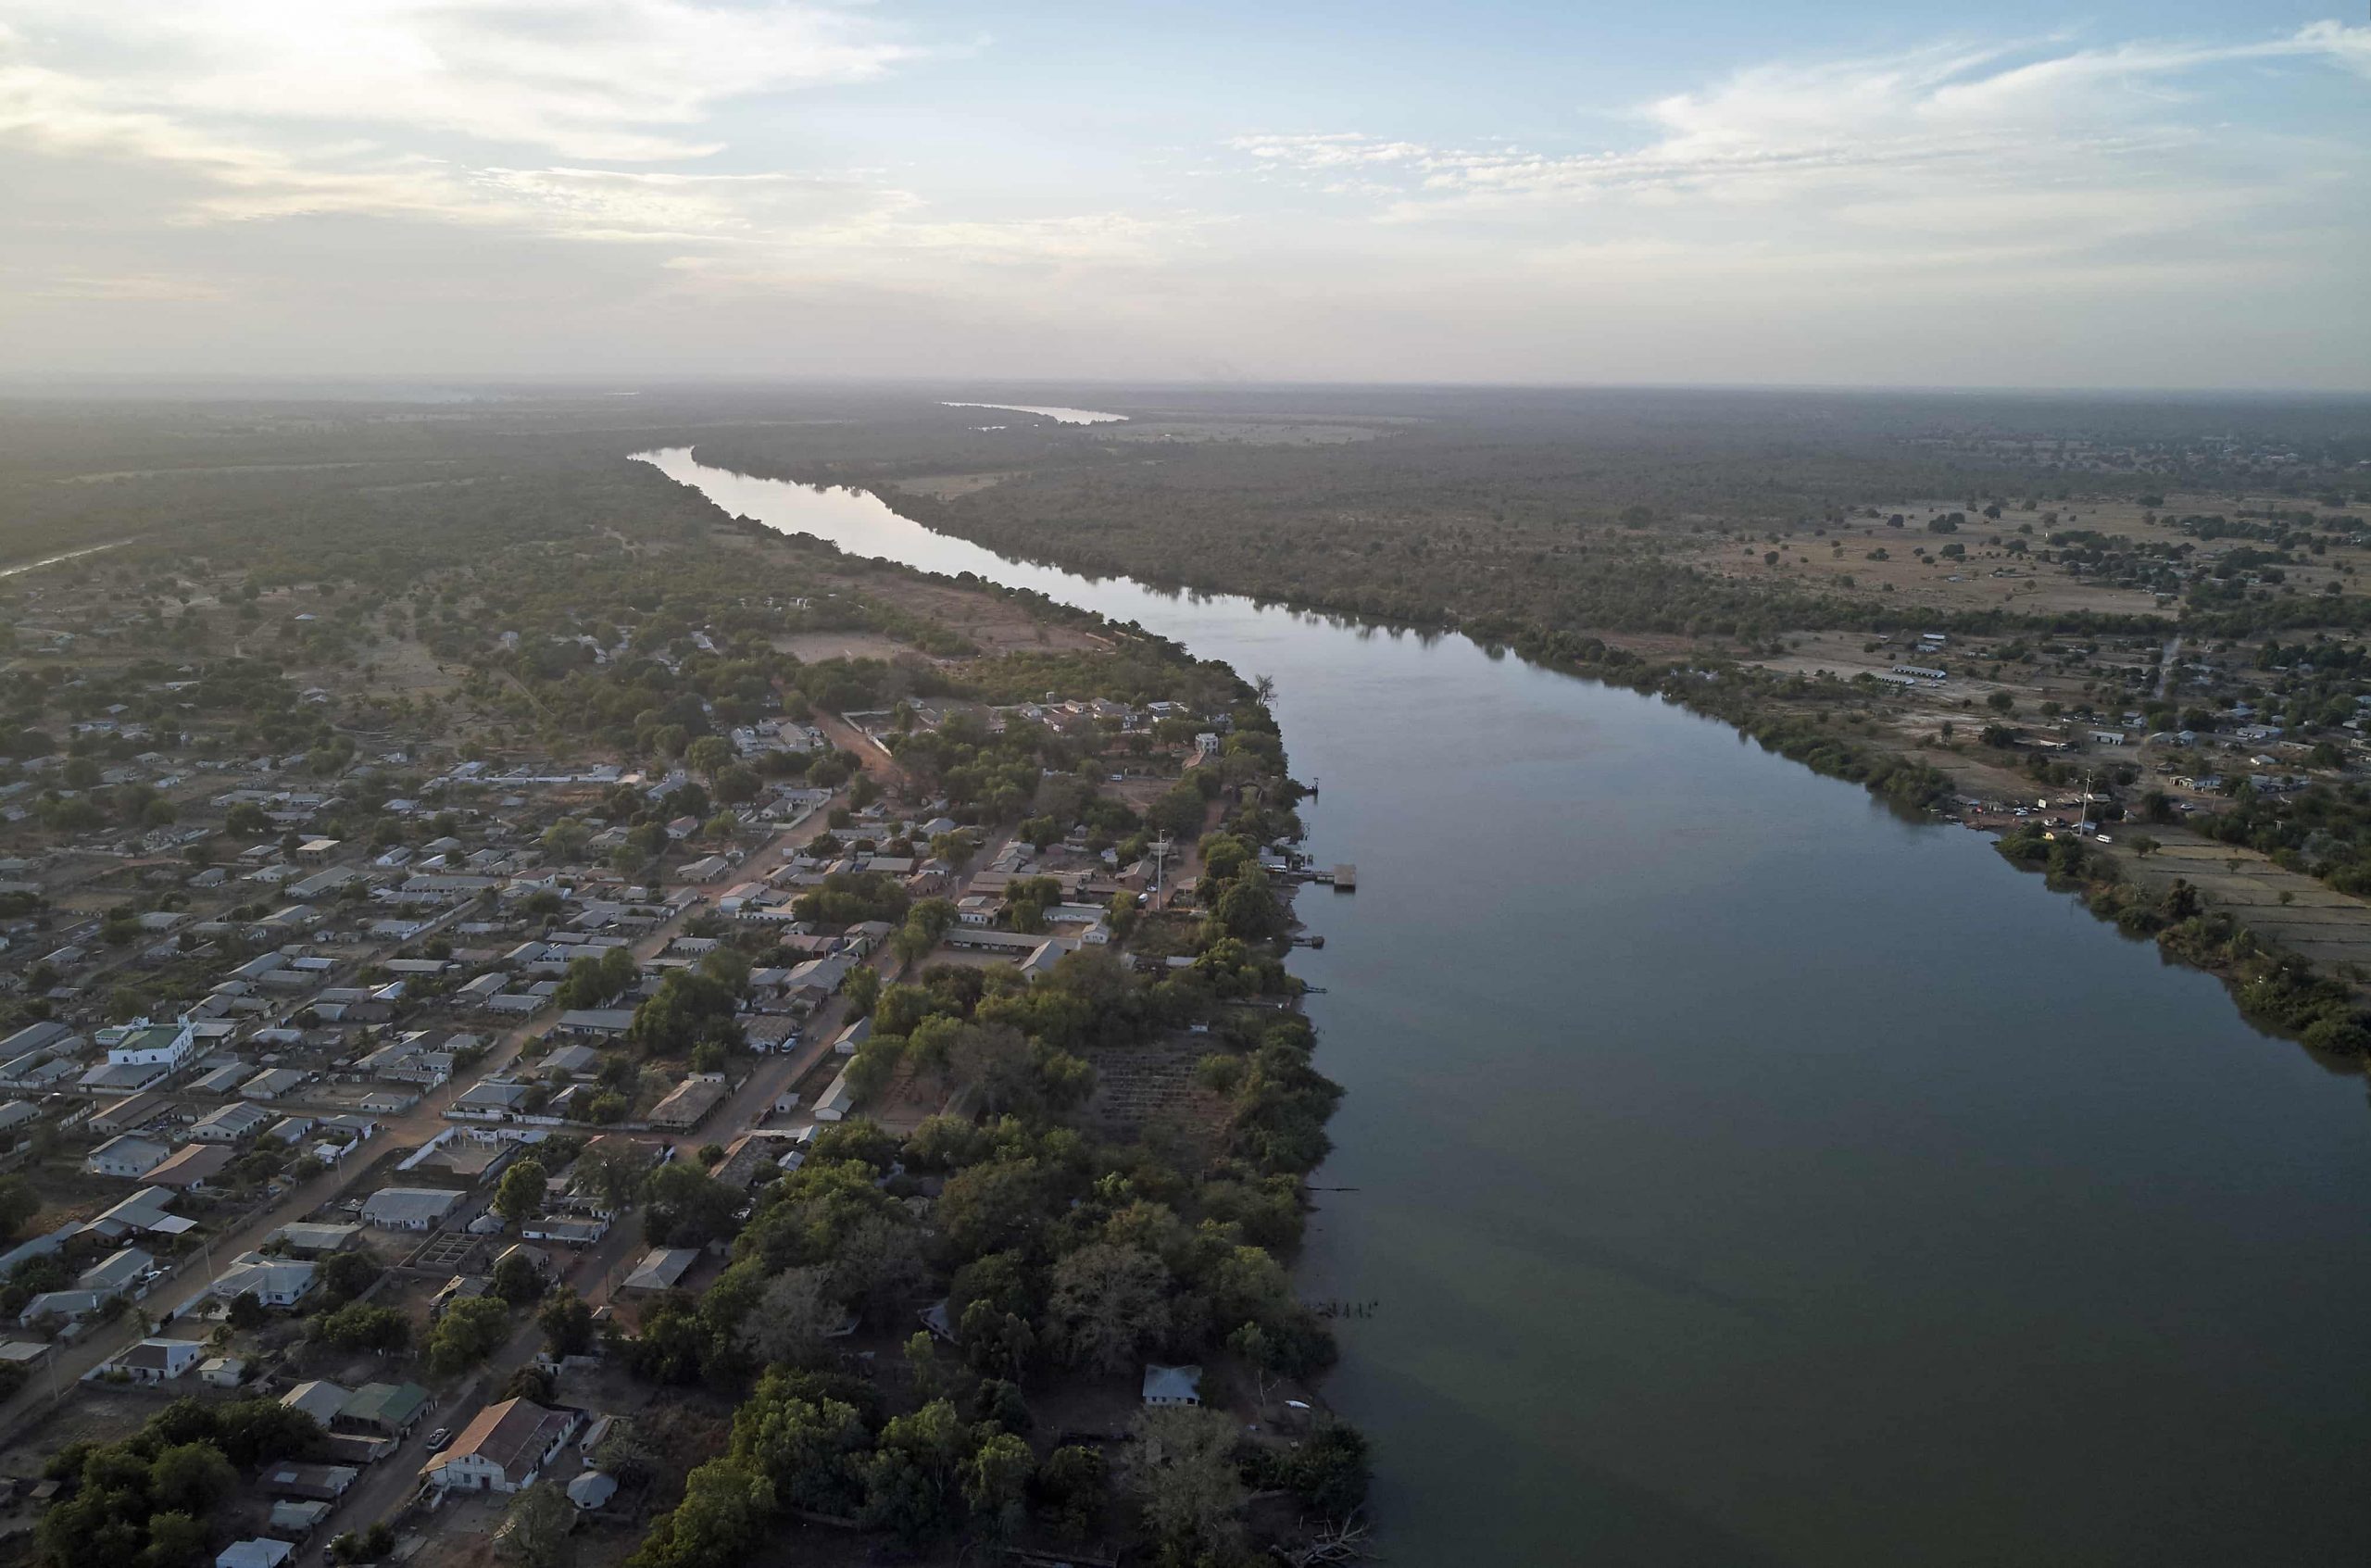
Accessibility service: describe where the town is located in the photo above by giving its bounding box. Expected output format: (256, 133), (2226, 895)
(0, 466), (1361, 1568)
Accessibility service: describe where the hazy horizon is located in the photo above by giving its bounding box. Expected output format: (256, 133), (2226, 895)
(2, 1), (2365, 391)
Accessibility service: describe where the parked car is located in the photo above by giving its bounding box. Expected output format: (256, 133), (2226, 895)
(425, 1427), (452, 1451)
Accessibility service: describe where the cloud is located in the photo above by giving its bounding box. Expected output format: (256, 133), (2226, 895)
(2, 0), (910, 161)
(0, 8), (2361, 384)
(0, 2), (1186, 282)
(1236, 22), (2370, 215)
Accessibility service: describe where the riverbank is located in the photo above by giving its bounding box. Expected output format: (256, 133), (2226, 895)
(647, 442), (2371, 1568)
(701, 442), (2371, 1069)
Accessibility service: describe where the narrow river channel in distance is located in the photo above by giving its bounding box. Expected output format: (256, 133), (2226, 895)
(639, 445), (2371, 1567)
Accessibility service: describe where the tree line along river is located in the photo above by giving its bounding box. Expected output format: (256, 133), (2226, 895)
(640, 445), (2371, 1568)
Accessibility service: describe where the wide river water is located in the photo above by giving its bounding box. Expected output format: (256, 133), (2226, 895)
(640, 446), (2371, 1566)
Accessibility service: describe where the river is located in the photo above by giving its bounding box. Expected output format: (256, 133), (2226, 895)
(639, 446), (2371, 1567)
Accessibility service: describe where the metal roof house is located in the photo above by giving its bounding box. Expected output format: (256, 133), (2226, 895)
(359, 1186), (464, 1231)
(422, 1398), (579, 1493)
(211, 1251), (317, 1309)
(1142, 1364), (1203, 1407)
(621, 1248), (698, 1293)
(85, 1135), (169, 1179)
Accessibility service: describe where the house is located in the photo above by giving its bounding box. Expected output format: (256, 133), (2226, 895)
(540, 1043), (603, 1078)
(429, 1275), (491, 1318)
(831, 1017), (871, 1057)
(360, 1033), (461, 1085)
(742, 1016), (797, 1053)
(1142, 1363), (1203, 1408)
(0, 1053), (78, 1091)
(217, 1540), (294, 1568)
(188, 1061), (254, 1097)
(522, 1216), (608, 1248)
(267, 1499), (333, 1537)
(812, 1068), (855, 1123)
(81, 1059), (170, 1093)
(555, 1010), (636, 1039)
(360, 1186), (463, 1231)
(0, 1224), (79, 1277)
(240, 1068), (310, 1101)
(337, 1381), (433, 1438)
(91, 1187), (195, 1239)
(0, 1020), (71, 1060)
(107, 1018), (198, 1071)
(145, 1144), (237, 1191)
(621, 1248), (698, 1294)
(261, 1461), (358, 1502)
(451, 1079), (533, 1120)
(78, 1248), (157, 1296)
(422, 1398), (580, 1493)
(646, 1076), (726, 1131)
(0, 1099), (41, 1136)
(212, 1251), (317, 1309)
(267, 1222), (362, 1256)
(86, 1135), (169, 1179)
(281, 1380), (352, 1425)
(199, 1356), (245, 1387)
(19, 1289), (107, 1327)
(116, 1337), (203, 1384)
(567, 1470), (619, 1511)
(188, 1101), (275, 1143)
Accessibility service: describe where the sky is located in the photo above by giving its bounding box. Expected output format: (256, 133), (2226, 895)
(0, 1), (2365, 389)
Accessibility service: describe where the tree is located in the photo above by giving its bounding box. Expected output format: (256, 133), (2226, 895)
(684, 735), (733, 784)
(140, 1512), (207, 1568)
(539, 1287), (595, 1358)
(503, 1483), (578, 1568)
(574, 1139), (649, 1210)
(492, 1250), (546, 1305)
(212, 1398), (325, 1465)
(714, 765), (759, 806)
(149, 1443), (237, 1514)
(1211, 866), (1288, 942)
(494, 1157), (547, 1226)
(960, 1299), (1035, 1381)
(730, 1371), (868, 1515)
(627, 1457), (771, 1568)
(830, 1212), (927, 1327)
(962, 1430), (1034, 1546)
(428, 1295), (510, 1374)
(735, 1266), (839, 1369)
(1035, 1445), (1109, 1542)
(0, 1174), (39, 1242)
(1046, 1243), (1171, 1375)
(225, 1291), (268, 1330)
(316, 1302), (409, 1352)
(643, 1163), (741, 1249)
(857, 1399), (969, 1544)
(628, 970), (741, 1057)
(1127, 1409), (1248, 1566)
(1287, 1421), (1373, 1519)
(314, 1248), (380, 1306)
(843, 965), (880, 1020)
